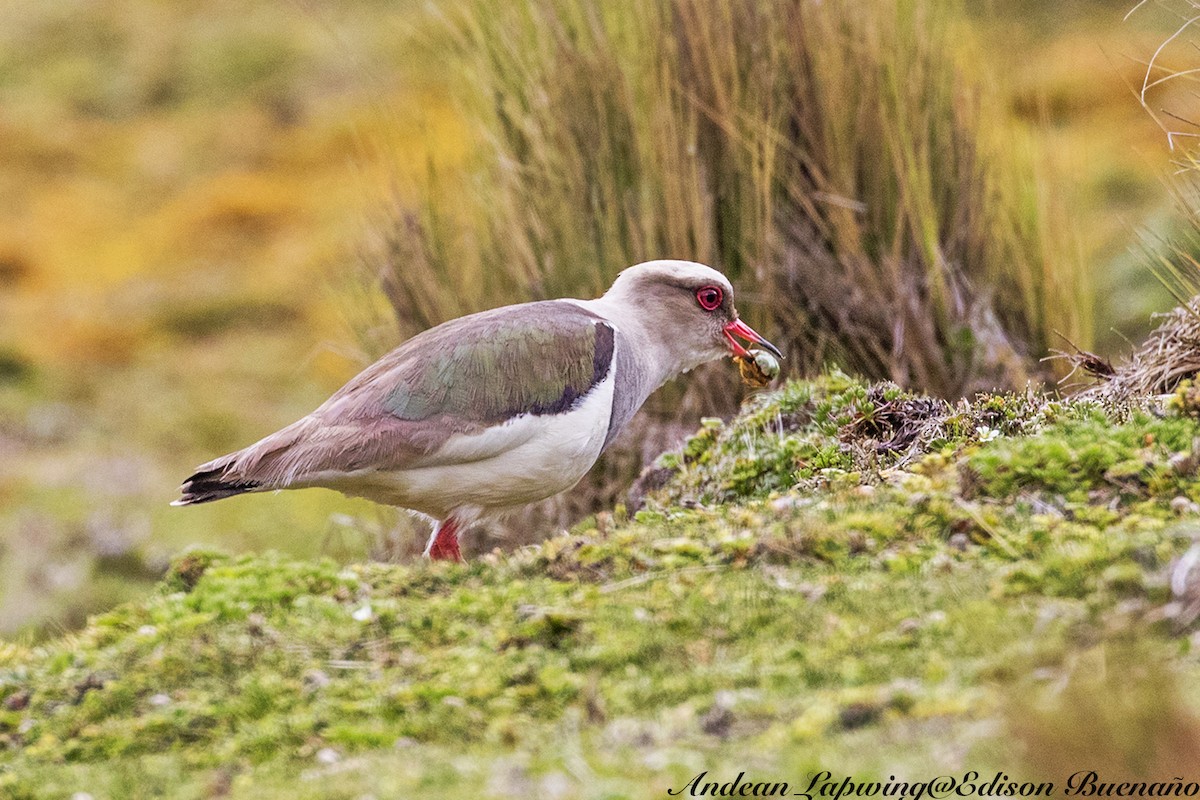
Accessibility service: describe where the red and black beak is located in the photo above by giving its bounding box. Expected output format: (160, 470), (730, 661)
(723, 318), (782, 359)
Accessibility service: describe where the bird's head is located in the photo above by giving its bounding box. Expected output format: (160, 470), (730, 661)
(601, 260), (781, 376)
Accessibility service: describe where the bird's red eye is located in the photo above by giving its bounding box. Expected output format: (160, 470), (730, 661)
(696, 286), (723, 311)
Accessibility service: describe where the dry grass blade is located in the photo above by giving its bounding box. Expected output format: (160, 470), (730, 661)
(1044, 331), (1116, 390)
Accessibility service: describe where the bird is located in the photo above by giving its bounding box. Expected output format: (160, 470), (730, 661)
(173, 260), (781, 562)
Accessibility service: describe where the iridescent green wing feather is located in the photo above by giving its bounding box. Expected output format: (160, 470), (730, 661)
(378, 301), (615, 425)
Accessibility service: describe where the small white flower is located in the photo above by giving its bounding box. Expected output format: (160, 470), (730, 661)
(976, 426), (1001, 442)
(351, 604), (373, 622)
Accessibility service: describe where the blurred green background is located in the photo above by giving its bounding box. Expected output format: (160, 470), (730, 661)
(0, 0), (1191, 636)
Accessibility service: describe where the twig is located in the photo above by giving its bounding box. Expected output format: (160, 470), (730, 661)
(1125, 0), (1151, 22)
(1145, 67), (1200, 94)
(1142, 15), (1200, 105)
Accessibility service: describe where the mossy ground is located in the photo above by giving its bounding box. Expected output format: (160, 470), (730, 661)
(4, 375), (1200, 798)
(0, 0), (1187, 640)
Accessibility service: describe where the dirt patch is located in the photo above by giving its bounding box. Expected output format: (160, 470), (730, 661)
(841, 384), (950, 456)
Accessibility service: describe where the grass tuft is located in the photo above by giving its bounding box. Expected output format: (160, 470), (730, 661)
(365, 0), (1085, 399)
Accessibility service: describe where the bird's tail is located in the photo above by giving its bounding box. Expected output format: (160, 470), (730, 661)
(173, 464), (261, 506)
(172, 417), (317, 507)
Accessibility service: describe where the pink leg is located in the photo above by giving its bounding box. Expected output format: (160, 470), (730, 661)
(424, 516), (463, 562)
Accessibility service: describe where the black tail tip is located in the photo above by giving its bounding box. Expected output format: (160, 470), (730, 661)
(173, 471), (259, 506)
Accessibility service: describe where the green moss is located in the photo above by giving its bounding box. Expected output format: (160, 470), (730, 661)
(654, 373), (1200, 510)
(3, 377), (1200, 797)
(970, 413), (1198, 501)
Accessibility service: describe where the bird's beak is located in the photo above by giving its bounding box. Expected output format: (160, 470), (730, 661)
(723, 318), (782, 359)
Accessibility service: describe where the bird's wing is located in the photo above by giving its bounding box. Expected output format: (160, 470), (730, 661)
(329, 301), (614, 429)
(180, 301), (616, 496)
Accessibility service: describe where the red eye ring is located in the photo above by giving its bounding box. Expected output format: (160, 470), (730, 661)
(696, 285), (723, 311)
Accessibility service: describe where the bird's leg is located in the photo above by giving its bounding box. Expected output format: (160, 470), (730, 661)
(424, 516), (463, 562)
